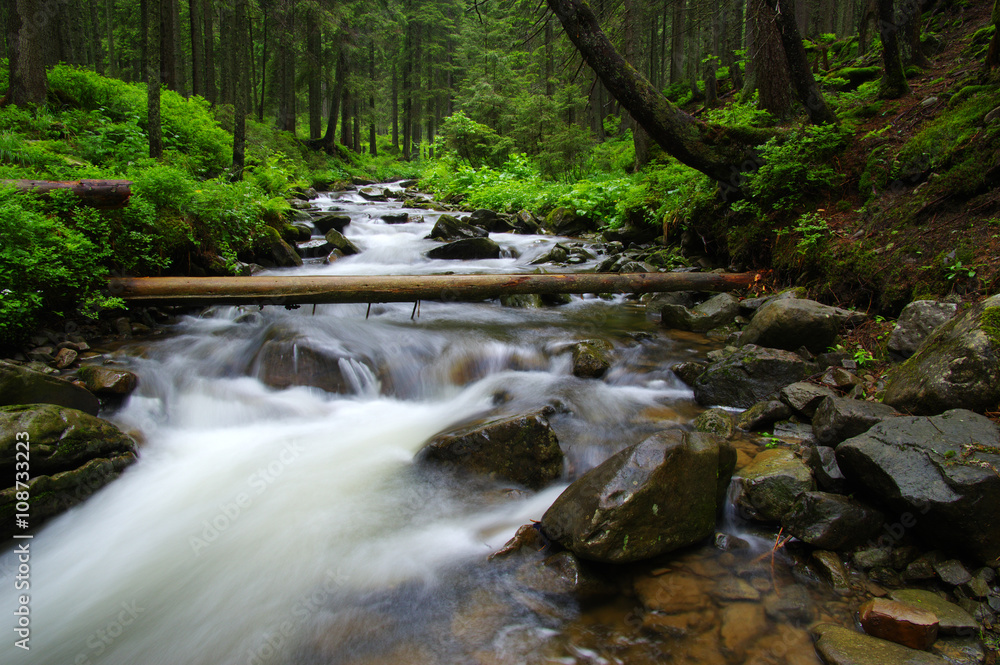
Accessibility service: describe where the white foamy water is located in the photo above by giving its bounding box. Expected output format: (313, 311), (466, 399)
(0, 184), (701, 665)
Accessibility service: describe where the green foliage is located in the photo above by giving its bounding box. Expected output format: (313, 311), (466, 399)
(703, 99), (774, 127)
(614, 160), (707, 229)
(439, 111), (514, 168)
(775, 212), (830, 257)
(0, 189), (119, 345)
(736, 124), (848, 215)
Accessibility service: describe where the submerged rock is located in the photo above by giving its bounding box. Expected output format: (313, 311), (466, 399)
(693, 344), (818, 408)
(883, 295), (1000, 415)
(836, 410), (1000, 563)
(253, 335), (364, 394)
(540, 430), (735, 563)
(813, 624), (948, 665)
(417, 410), (563, 490)
(0, 360), (99, 415)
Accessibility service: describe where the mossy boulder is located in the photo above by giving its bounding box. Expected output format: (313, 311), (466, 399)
(813, 624), (949, 665)
(693, 345), (819, 408)
(540, 429), (736, 563)
(0, 404), (137, 539)
(324, 229), (361, 256)
(693, 408), (735, 439)
(260, 226), (302, 267)
(571, 340), (612, 378)
(733, 448), (815, 523)
(883, 295), (1000, 415)
(0, 360), (99, 415)
(417, 410), (563, 490)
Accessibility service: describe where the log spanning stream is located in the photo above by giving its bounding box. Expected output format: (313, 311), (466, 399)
(1, 183), (843, 664)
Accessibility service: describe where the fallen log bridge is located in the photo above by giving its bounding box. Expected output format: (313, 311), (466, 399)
(108, 272), (757, 307)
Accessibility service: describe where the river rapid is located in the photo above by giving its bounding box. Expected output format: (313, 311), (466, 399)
(1, 184), (845, 665)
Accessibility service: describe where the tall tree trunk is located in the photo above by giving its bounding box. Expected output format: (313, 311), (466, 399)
(11, 0), (47, 106)
(307, 7), (323, 140)
(877, 0), (909, 98)
(318, 46), (345, 151)
(352, 97), (360, 153)
(669, 0), (684, 83)
(341, 85), (352, 150)
(148, 0), (163, 159)
(231, 0), (248, 180)
(746, 0), (792, 116)
(276, 0), (295, 133)
(89, 1), (104, 74)
(546, 0), (773, 191)
(257, 3), (268, 120)
(160, 0), (176, 91)
(219, 4), (233, 104)
(202, 0), (216, 103)
(189, 0), (203, 97)
(402, 16), (412, 160)
(140, 0), (149, 80)
(766, 0), (839, 124)
(105, 0), (117, 76)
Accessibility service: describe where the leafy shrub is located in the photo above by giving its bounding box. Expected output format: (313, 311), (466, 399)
(0, 189), (118, 345)
(439, 111), (515, 168)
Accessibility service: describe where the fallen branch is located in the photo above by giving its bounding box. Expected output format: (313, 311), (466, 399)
(107, 272), (757, 307)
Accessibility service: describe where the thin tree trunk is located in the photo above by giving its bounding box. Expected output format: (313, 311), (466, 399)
(276, 0), (295, 133)
(189, 0), (203, 97)
(391, 60), (399, 150)
(202, 0), (216, 103)
(670, 0), (684, 83)
(105, 0), (117, 76)
(232, 0), (248, 180)
(89, 1), (104, 74)
(257, 4), (268, 120)
(877, 0), (909, 98)
(148, 0), (163, 159)
(317, 46), (345, 151)
(160, 0), (176, 91)
(989, 0), (1000, 68)
(140, 0), (148, 80)
(307, 7), (323, 140)
(369, 39), (377, 156)
(341, 85), (352, 150)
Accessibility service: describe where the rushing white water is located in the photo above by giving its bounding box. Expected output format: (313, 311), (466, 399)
(0, 185), (705, 665)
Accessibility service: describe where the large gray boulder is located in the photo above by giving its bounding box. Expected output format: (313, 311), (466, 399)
(888, 300), (959, 358)
(468, 209), (511, 233)
(782, 491), (885, 550)
(0, 404), (137, 538)
(693, 345), (818, 408)
(429, 214), (488, 241)
(811, 396), (899, 446)
(540, 430), (735, 563)
(76, 365), (138, 396)
(739, 298), (860, 354)
(883, 295), (1000, 415)
(660, 293), (739, 332)
(312, 213), (351, 234)
(836, 409), (1000, 562)
(324, 229), (361, 256)
(427, 237), (501, 260)
(417, 410), (563, 490)
(732, 448), (815, 522)
(0, 360), (99, 415)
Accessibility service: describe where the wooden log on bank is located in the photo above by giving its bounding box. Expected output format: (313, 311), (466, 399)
(108, 272), (757, 307)
(2, 179), (132, 209)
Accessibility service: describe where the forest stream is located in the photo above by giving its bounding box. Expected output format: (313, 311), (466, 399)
(0, 184), (850, 665)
